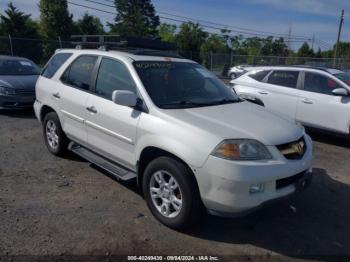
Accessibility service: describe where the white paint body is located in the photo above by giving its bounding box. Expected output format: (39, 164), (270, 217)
(34, 50), (313, 216)
(232, 66), (350, 135)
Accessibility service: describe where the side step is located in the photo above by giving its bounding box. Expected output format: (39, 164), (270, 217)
(68, 142), (137, 181)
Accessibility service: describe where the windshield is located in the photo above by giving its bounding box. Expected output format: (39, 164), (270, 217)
(134, 61), (240, 109)
(334, 72), (350, 87)
(0, 59), (39, 76)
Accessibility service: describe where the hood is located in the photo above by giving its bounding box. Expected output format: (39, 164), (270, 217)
(162, 101), (303, 146)
(0, 75), (39, 90)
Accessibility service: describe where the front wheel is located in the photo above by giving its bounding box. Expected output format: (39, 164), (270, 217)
(143, 157), (204, 229)
(43, 112), (69, 156)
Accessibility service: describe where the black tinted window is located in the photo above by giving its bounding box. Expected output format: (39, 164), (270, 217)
(42, 53), (72, 78)
(268, 70), (299, 88)
(95, 58), (136, 99)
(304, 72), (341, 95)
(62, 55), (97, 91)
(249, 70), (270, 81)
(0, 58), (39, 75)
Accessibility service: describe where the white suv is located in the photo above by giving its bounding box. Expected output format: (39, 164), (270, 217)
(231, 66), (350, 136)
(34, 45), (313, 229)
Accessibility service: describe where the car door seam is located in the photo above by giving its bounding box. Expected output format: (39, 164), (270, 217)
(85, 120), (134, 145)
(61, 109), (85, 123)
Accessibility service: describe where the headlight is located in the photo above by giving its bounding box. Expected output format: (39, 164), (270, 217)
(212, 139), (272, 160)
(0, 86), (16, 95)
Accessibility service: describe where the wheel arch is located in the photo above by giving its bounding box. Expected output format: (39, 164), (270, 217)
(40, 105), (57, 122)
(137, 146), (200, 195)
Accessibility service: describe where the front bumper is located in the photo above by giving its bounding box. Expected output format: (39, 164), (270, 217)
(0, 95), (35, 109)
(194, 134), (313, 216)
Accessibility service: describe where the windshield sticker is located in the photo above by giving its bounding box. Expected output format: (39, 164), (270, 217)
(195, 68), (214, 78)
(19, 61), (32, 66)
(134, 63), (173, 69)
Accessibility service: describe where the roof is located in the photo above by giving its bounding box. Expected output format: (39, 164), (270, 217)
(0, 55), (32, 61)
(56, 48), (194, 63)
(243, 65), (345, 75)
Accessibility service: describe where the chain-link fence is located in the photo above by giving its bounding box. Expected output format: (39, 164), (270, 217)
(1, 36), (350, 75)
(208, 53), (350, 78)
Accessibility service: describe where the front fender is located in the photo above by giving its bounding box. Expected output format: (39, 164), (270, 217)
(135, 134), (211, 168)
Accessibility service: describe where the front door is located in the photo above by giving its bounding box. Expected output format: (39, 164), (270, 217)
(85, 57), (141, 170)
(296, 71), (350, 133)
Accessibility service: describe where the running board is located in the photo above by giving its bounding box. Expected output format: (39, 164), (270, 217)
(68, 142), (137, 181)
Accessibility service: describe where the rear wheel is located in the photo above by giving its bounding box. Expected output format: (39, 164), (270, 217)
(143, 157), (204, 229)
(43, 112), (69, 156)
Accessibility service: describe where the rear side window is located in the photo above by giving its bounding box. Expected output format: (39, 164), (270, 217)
(61, 55), (98, 91)
(95, 58), (136, 100)
(267, 70), (299, 88)
(248, 70), (270, 81)
(41, 53), (72, 78)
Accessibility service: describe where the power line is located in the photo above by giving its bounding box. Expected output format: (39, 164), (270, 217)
(81, 0), (312, 40)
(69, 0), (328, 50)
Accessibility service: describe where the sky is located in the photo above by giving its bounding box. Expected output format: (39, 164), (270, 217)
(0, 0), (349, 51)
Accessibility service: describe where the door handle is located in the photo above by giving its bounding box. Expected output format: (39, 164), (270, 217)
(258, 90), (269, 95)
(52, 92), (61, 99)
(86, 106), (97, 114)
(301, 98), (313, 104)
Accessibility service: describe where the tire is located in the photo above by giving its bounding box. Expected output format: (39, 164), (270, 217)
(229, 72), (236, 80)
(43, 112), (69, 156)
(142, 157), (204, 229)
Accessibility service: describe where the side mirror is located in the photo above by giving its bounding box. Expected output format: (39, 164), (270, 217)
(332, 88), (349, 96)
(112, 90), (138, 107)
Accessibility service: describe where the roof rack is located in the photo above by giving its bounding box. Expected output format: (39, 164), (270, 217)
(70, 35), (180, 57)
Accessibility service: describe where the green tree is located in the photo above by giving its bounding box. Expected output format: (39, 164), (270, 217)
(297, 42), (315, 57)
(0, 2), (42, 63)
(315, 48), (322, 58)
(39, 0), (73, 60)
(336, 42), (350, 58)
(158, 23), (176, 42)
(75, 13), (105, 35)
(175, 22), (208, 62)
(109, 0), (160, 38)
(200, 33), (228, 65)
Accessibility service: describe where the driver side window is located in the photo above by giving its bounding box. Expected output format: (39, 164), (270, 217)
(304, 72), (341, 95)
(95, 58), (136, 100)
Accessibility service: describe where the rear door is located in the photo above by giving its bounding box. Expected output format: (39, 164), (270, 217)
(296, 71), (350, 133)
(85, 57), (141, 170)
(257, 70), (301, 119)
(58, 55), (99, 144)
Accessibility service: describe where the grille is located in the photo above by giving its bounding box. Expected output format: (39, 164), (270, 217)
(276, 137), (306, 160)
(276, 171), (306, 189)
(15, 88), (35, 96)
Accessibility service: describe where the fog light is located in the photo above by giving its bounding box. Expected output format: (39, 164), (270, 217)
(249, 183), (265, 194)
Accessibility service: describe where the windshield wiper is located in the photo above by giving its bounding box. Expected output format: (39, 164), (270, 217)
(206, 98), (241, 105)
(159, 101), (213, 109)
(159, 99), (241, 109)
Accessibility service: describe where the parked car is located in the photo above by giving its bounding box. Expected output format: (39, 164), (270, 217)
(227, 65), (254, 79)
(34, 44), (312, 229)
(0, 55), (39, 109)
(231, 66), (350, 137)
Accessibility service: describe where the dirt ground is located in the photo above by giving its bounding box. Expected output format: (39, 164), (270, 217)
(0, 109), (350, 262)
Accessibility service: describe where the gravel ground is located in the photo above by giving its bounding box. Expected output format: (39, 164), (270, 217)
(0, 109), (350, 262)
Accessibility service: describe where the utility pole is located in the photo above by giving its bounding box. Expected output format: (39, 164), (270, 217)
(311, 33), (315, 50)
(287, 24), (292, 51)
(8, 35), (13, 56)
(333, 9), (345, 68)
